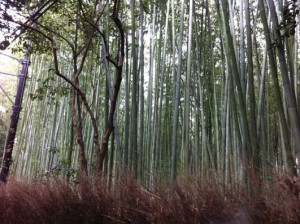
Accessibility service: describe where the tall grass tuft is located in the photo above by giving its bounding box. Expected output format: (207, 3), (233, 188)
(0, 175), (298, 223)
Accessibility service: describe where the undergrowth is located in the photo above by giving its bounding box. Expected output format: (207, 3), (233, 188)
(0, 175), (299, 224)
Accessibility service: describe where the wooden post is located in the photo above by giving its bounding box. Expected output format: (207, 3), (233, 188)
(0, 52), (31, 183)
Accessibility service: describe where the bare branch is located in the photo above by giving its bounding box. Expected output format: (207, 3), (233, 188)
(75, 34), (94, 80)
(6, 0), (60, 48)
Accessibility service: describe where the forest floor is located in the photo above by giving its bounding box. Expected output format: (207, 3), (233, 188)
(0, 174), (299, 224)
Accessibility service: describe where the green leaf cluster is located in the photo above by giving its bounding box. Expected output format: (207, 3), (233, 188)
(279, 0), (299, 37)
(29, 76), (70, 101)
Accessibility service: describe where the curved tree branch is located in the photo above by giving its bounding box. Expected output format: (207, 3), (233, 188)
(97, 0), (125, 173)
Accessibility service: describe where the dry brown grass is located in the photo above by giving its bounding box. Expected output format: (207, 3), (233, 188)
(0, 175), (298, 224)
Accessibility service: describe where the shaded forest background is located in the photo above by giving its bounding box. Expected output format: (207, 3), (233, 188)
(0, 0), (299, 190)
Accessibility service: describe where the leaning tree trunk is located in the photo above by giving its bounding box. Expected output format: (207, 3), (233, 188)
(268, 0), (300, 172)
(220, 0), (253, 166)
(258, 0), (297, 176)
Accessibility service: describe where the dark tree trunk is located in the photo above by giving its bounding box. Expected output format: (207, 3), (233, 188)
(97, 0), (125, 173)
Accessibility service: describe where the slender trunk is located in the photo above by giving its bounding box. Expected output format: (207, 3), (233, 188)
(123, 33), (130, 169)
(171, 0), (185, 182)
(245, 0), (260, 175)
(138, 0), (145, 182)
(183, 0), (193, 171)
(130, 0), (138, 177)
(239, 0), (246, 99)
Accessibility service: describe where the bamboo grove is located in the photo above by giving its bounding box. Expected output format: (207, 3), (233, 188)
(1, 0), (300, 188)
